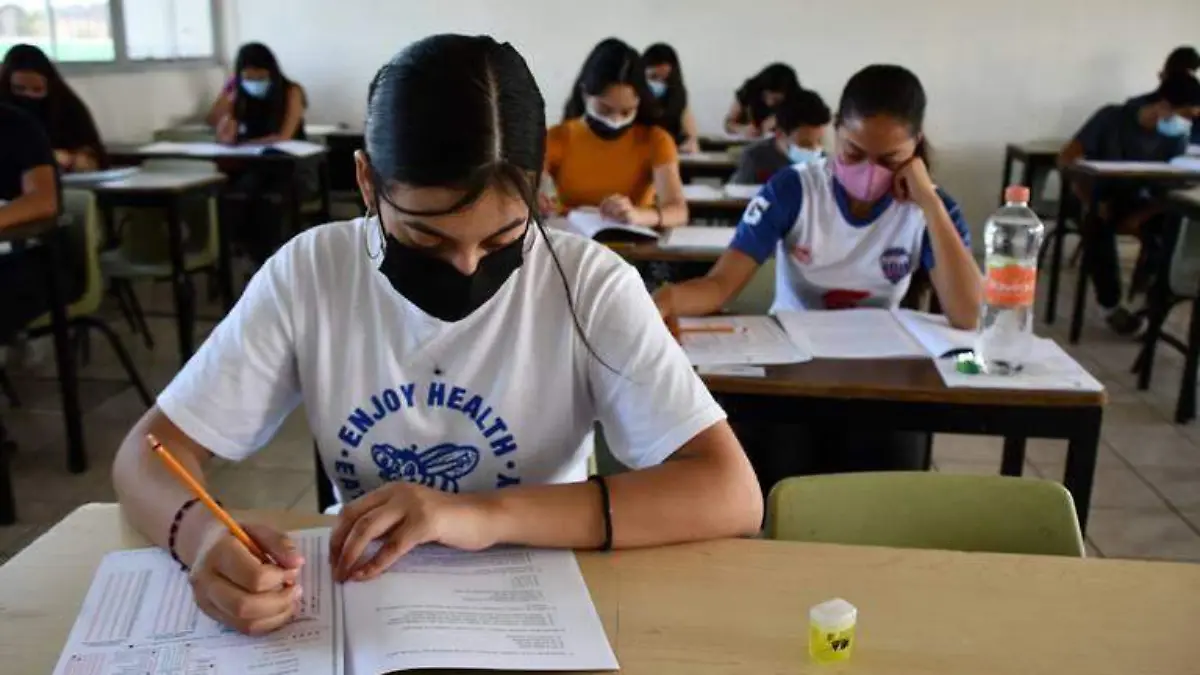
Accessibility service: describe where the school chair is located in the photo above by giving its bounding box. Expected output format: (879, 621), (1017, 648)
(766, 472), (1084, 557)
(1133, 217), (1200, 423)
(26, 189), (153, 407)
(101, 159), (223, 350)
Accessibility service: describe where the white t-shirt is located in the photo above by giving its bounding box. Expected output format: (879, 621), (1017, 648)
(158, 218), (724, 503)
(730, 160), (971, 312)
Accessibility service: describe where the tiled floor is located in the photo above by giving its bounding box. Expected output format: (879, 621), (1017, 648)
(2, 261), (1200, 565)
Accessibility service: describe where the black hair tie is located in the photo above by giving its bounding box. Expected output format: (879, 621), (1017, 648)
(588, 475), (612, 551)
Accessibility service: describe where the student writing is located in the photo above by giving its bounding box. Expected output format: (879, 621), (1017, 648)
(0, 44), (105, 172)
(730, 88), (831, 185)
(548, 38), (688, 228)
(1058, 71), (1200, 335)
(207, 42), (307, 145)
(724, 63), (802, 138)
(642, 43), (700, 154)
(112, 34), (762, 637)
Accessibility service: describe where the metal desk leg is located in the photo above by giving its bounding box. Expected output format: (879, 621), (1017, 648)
(1045, 177), (1069, 324)
(214, 186), (236, 311)
(166, 197), (196, 363)
(1000, 437), (1026, 476)
(45, 227), (85, 473)
(1175, 283), (1200, 423)
(1063, 407), (1102, 534)
(0, 423), (15, 524)
(1136, 213), (1180, 390)
(1069, 191), (1098, 344)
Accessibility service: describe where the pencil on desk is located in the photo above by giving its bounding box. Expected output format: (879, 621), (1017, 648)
(146, 433), (273, 565)
(681, 325), (738, 334)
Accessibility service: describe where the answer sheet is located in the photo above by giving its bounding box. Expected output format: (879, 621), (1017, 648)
(659, 226), (735, 250)
(679, 315), (811, 366)
(341, 546), (618, 674)
(52, 529), (343, 675)
(777, 309), (929, 359)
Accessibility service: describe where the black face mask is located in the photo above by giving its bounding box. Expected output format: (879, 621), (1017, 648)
(585, 114), (634, 141)
(10, 94), (47, 120)
(377, 225), (527, 322)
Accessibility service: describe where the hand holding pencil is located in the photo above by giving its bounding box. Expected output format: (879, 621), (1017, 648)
(148, 434), (307, 636)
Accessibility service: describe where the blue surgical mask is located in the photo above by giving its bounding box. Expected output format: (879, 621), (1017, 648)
(1157, 114), (1192, 138)
(787, 144), (823, 165)
(240, 79), (271, 99)
(647, 79), (668, 99)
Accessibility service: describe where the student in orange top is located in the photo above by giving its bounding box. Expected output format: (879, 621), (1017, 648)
(545, 38), (688, 228)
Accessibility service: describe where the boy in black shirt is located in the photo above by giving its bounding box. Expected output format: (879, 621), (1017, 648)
(1059, 72), (1200, 335)
(729, 89), (831, 185)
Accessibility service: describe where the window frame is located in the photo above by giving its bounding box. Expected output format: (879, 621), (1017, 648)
(24, 0), (226, 73)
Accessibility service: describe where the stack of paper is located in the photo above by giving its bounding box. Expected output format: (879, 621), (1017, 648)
(1169, 156), (1200, 172)
(60, 167), (141, 186)
(776, 308), (975, 359)
(934, 338), (1103, 392)
(136, 140), (326, 158)
(679, 315), (811, 367)
(659, 227), (735, 251)
(52, 531), (618, 675)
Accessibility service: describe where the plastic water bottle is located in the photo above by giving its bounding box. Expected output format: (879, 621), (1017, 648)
(977, 185), (1045, 375)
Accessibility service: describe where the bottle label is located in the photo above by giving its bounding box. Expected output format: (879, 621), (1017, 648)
(986, 263), (1036, 306)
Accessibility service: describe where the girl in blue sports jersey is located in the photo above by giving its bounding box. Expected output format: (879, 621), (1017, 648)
(656, 64), (983, 484)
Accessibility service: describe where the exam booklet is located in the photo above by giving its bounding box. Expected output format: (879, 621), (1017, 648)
(52, 530), (617, 674)
(776, 308), (976, 359)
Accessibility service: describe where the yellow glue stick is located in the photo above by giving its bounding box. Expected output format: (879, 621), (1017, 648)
(809, 598), (857, 664)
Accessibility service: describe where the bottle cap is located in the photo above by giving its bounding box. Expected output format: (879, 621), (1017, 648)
(1004, 185), (1031, 203)
(810, 598), (857, 632)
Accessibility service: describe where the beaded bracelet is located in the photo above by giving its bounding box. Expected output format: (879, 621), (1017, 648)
(168, 496), (219, 571)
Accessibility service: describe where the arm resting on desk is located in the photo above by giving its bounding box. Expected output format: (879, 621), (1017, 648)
(0, 166), (58, 231)
(654, 249), (759, 318)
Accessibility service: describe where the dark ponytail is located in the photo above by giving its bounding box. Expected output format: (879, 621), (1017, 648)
(836, 64), (933, 169)
(365, 35), (617, 372)
(561, 38), (660, 128)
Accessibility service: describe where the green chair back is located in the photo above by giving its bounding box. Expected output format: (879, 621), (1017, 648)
(28, 189), (103, 328)
(109, 159), (220, 271)
(767, 472), (1084, 557)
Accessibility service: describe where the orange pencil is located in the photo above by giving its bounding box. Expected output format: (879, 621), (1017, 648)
(681, 325), (737, 334)
(147, 433), (273, 565)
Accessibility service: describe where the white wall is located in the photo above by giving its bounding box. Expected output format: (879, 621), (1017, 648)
(68, 66), (224, 143)
(223, 0), (1199, 229)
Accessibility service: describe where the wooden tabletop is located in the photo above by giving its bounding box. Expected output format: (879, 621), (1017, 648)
(1063, 161), (1200, 181)
(89, 171), (226, 195)
(704, 357), (1106, 407)
(605, 240), (722, 263)
(107, 143), (327, 164)
(3, 504), (1198, 674)
(679, 151), (738, 167)
(0, 217), (56, 244)
(1005, 140), (1065, 159)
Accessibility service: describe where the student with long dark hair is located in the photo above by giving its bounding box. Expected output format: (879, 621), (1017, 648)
(642, 43), (699, 153)
(548, 38), (688, 227)
(724, 63), (802, 137)
(207, 42), (307, 144)
(112, 34), (761, 636)
(0, 44), (105, 171)
(659, 65), (981, 487)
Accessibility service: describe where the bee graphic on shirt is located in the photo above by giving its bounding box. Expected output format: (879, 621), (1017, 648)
(371, 442), (481, 493)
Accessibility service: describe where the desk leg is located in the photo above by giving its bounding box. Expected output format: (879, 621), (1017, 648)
(1137, 212), (1179, 390)
(0, 422), (15, 524)
(215, 186), (236, 311)
(1069, 191), (1097, 344)
(1175, 281), (1200, 423)
(45, 227), (85, 473)
(999, 149), (1015, 206)
(1000, 437), (1026, 476)
(1064, 407), (1102, 534)
(1045, 176), (1069, 324)
(166, 198), (196, 363)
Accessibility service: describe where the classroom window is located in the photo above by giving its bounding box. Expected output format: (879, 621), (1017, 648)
(0, 0), (216, 67)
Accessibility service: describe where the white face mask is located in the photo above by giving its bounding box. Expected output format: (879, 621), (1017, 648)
(584, 99), (636, 131)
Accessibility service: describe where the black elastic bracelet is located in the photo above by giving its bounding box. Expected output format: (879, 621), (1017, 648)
(588, 475), (613, 551)
(169, 496), (222, 572)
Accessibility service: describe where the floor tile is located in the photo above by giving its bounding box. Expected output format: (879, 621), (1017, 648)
(1086, 468), (1168, 509)
(1106, 426), (1200, 469)
(1086, 507), (1200, 562)
(1084, 539), (1103, 558)
(1134, 467), (1200, 511)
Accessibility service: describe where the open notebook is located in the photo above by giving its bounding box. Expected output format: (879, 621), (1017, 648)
(52, 529), (617, 674)
(776, 308), (977, 359)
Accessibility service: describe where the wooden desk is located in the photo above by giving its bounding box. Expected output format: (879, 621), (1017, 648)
(4, 504), (1200, 675)
(1055, 162), (1200, 343)
(705, 357), (1106, 531)
(605, 240), (722, 264)
(697, 133), (752, 152)
(1137, 188), (1200, 422)
(108, 143), (333, 247)
(686, 195), (750, 222)
(88, 173), (228, 364)
(0, 218), (83, 490)
(1000, 140), (1063, 204)
(679, 151), (738, 183)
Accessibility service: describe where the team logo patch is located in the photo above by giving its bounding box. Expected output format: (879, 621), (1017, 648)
(791, 245), (812, 264)
(742, 196), (770, 225)
(879, 247), (911, 284)
(372, 442), (480, 493)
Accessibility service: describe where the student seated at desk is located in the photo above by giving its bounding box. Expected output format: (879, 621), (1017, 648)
(206, 42), (307, 144)
(724, 63), (802, 138)
(0, 44), (105, 172)
(1058, 71), (1200, 335)
(112, 34), (761, 637)
(642, 43), (700, 154)
(730, 89), (830, 184)
(657, 65), (981, 482)
(0, 103), (58, 346)
(548, 38), (687, 228)
(1134, 46), (1200, 145)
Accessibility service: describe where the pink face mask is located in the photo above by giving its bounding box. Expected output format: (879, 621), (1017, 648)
(832, 156), (894, 203)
